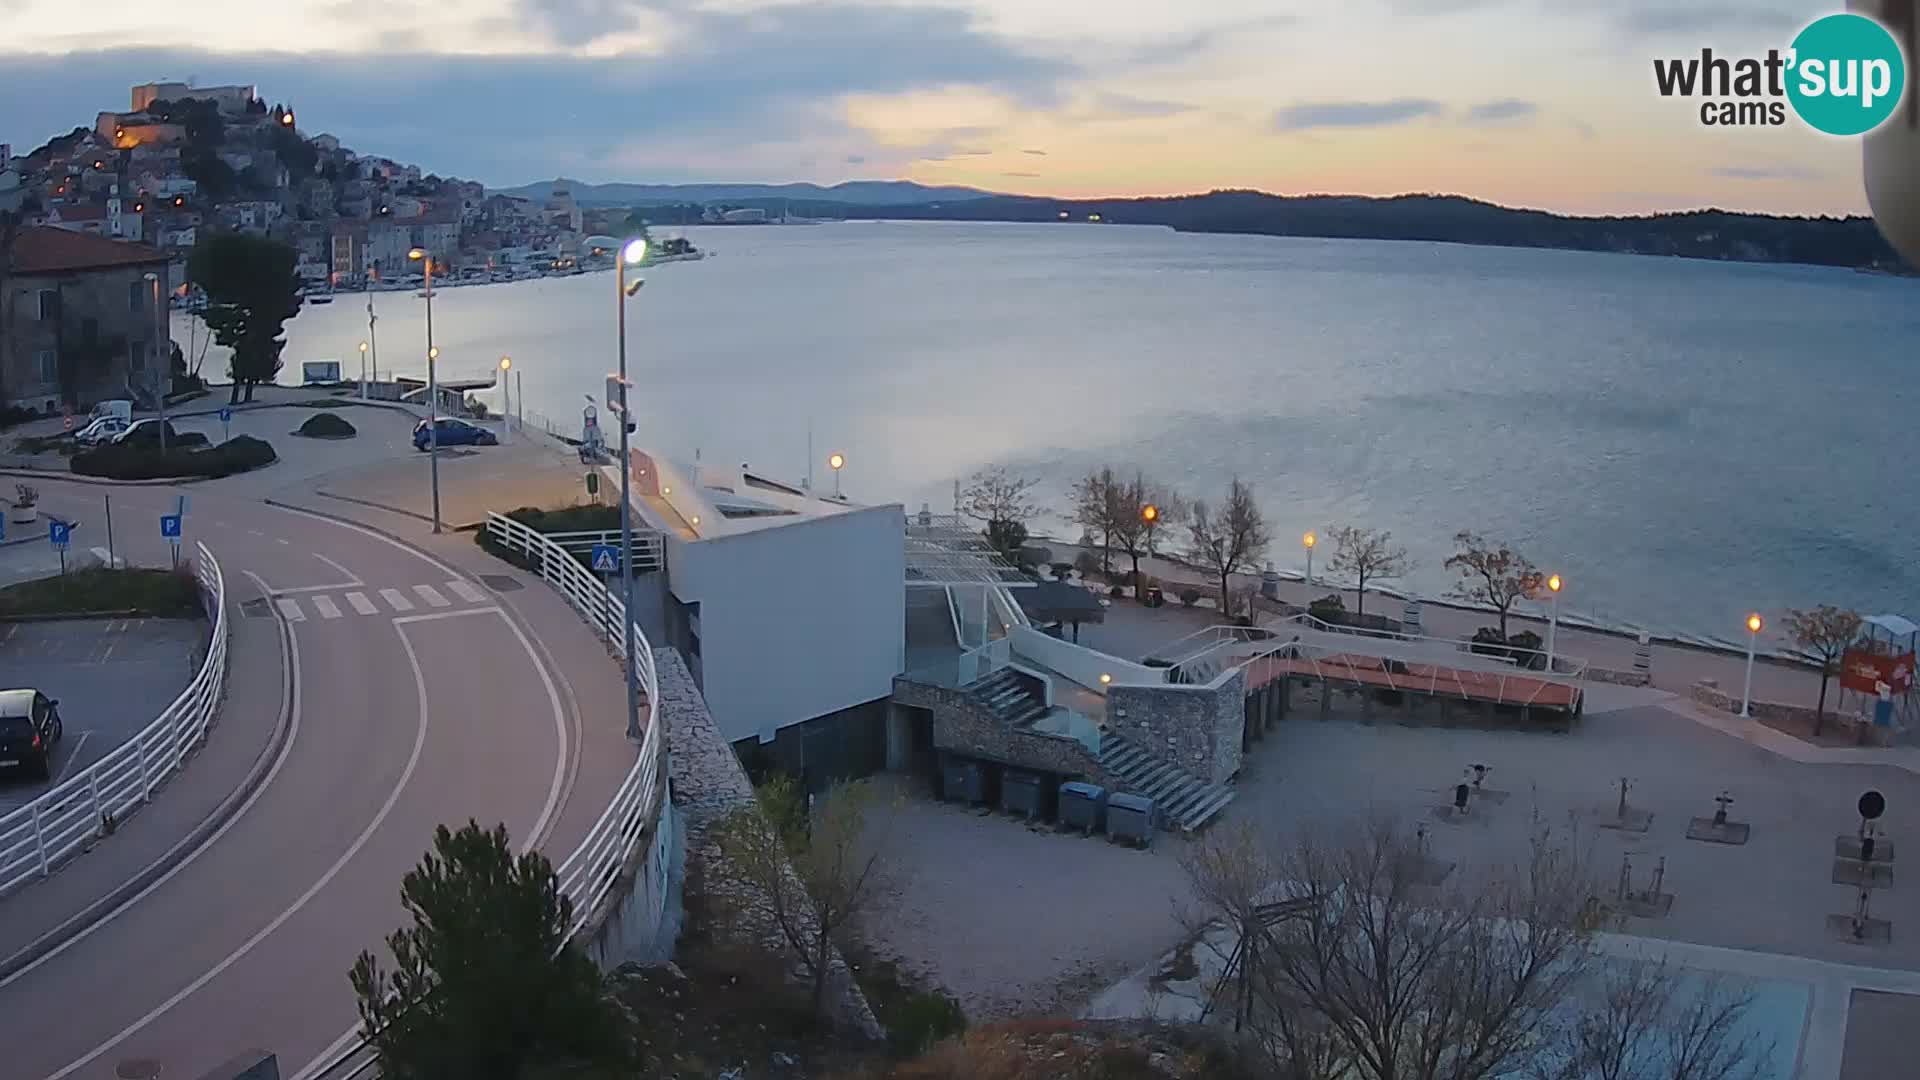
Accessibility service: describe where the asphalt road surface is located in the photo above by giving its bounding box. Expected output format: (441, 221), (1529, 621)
(0, 476), (614, 1080)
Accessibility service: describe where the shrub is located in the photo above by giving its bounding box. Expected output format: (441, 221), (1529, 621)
(1308, 593), (1347, 623)
(1508, 630), (1545, 669)
(296, 411), (358, 438)
(1179, 587), (1202, 607)
(0, 404), (44, 429)
(1470, 627), (1508, 657)
(72, 435), (276, 480)
(1109, 584), (1126, 598)
(888, 989), (968, 1056)
(1073, 551), (1100, 577)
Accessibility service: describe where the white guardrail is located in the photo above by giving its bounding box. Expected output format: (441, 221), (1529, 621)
(484, 511), (664, 936)
(315, 515), (667, 1078)
(0, 541), (228, 897)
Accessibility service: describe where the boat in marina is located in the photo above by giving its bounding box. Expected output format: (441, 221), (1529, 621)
(646, 235), (705, 265)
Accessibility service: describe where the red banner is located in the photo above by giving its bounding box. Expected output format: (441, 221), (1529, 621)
(1840, 649), (1916, 695)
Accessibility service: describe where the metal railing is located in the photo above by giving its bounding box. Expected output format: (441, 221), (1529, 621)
(312, 516), (668, 1079)
(0, 542), (227, 897)
(533, 527), (665, 572)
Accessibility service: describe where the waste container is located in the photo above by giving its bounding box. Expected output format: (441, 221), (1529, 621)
(943, 758), (986, 805)
(1001, 769), (1042, 820)
(1107, 793), (1155, 849)
(1144, 586), (1165, 608)
(1058, 781), (1107, 835)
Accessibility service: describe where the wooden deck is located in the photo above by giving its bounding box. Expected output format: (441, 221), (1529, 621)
(1242, 650), (1581, 712)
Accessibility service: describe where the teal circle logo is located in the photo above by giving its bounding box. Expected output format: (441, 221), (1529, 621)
(1787, 13), (1907, 136)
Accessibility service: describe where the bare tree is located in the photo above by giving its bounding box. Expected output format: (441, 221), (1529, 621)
(1444, 532), (1544, 640)
(1535, 955), (1771, 1080)
(1069, 467), (1122, 574)
(705, 776), (896, 1020)
(1327, 526), (1410, 622)
(1261, 820), (1596, 1080)
(1109, 471), (1163, 588)
(1188, 477), (1271, 619)
(1142, 482), (1185, 559)
(961, 465), (1042, 558)
(1782, 605), (1863, 735)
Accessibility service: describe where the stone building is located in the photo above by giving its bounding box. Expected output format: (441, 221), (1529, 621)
(1, 226), (170, 412)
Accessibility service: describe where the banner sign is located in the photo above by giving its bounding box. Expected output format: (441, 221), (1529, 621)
(1841, 648), (1916, 695)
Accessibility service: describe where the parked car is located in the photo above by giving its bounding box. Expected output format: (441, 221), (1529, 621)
(110, 418), (183, 447)
(73, 415), (130, 446)
(413, 417), (497, 451)
(0, 689), (64, 780)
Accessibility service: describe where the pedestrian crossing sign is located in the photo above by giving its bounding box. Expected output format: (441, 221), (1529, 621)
(590, 544), (619, 573)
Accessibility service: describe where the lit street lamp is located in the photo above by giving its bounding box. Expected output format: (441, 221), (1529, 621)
(829, 452), (845, 498)
(616, 236), (647, 742)
(1544, 573), (1563, 673)
(1303, 531), (1317, 596)
(1741, 613), (1764, 718)
(408, 247), (441, 533)
(358, 341), (369, 398)
(499, 355), (512, 443)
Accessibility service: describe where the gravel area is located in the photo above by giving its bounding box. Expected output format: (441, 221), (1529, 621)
(862, 787), (1195, 1020)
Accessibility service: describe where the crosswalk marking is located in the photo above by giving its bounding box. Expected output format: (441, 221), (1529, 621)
(379, 588), (414, 612)
(274, 598), (306, 622)
(345, 592), (378, 616)
(412, 584), (451, 608)
(445, 579), (486, 604)
(312, 595), (342, 619)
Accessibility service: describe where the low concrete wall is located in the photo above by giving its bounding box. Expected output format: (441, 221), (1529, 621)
(1690, 678), (1889, 744)
(1010, 625), (1162, 694)
(1106, 671), (1246, 784)
(1586, 666), (1651, 688)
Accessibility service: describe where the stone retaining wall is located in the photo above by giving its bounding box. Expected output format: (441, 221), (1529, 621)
(1107, 670), (1245, 784)
(1690, 678), (1891, 746)
(1585, 666), (1651, 688)
(661, 650), (884, 1040)
(893, 677), (1111, 785)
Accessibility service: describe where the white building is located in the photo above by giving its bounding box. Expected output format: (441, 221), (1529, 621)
(606, 450), (905, 773)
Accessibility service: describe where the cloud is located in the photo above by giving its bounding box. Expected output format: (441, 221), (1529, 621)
(1021, 148), (1048, 156)
(0, 4), (1071, 185)
(844, 154), (866, 164)
(1464, 98), (1536, 124)
(1272, 98), (1445, 130)
(1001, 171), (1041, 178)
(1552, 0), (1806, 40)
(1090, 92), (1199, 120)
(1709, 164), (1824, 182)
(1568, 117), (1596, 140)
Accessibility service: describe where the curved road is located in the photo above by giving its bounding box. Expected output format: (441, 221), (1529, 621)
(0, 477), (623, 1079)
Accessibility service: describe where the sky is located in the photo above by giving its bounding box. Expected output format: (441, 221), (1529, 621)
(0, 0), (1876, 216)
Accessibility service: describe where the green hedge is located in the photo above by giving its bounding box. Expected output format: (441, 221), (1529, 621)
(0, 567), (202, 618)
(73, 435), (277, 480)
(296, 412), (357, 438)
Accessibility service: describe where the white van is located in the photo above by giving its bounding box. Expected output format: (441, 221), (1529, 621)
(89, 399), (132, 423)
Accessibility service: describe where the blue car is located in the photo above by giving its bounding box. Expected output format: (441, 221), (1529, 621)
(413, 418), (498, 451)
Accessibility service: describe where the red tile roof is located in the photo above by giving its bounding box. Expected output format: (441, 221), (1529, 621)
(8, 225), (169, 273)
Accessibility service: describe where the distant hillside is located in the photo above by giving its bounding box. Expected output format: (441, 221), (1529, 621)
(493, 177), (999, 207)
(739, 189), (1907, 272)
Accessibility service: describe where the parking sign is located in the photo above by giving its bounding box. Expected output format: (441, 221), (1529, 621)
(160, 514), (182, 539)
(48, 521), (70, 548)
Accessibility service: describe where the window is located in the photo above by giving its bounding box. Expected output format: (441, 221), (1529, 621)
(35, 350), (57, 385)
(129, 338), (146, 372)
(36, 289), (59, 321)
(130, 280), (145, 312)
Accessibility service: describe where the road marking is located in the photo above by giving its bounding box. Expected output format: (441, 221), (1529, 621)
(49, 732), (92, 786)
(311, 595), (342, 620)
(311, 552), (361, 585)
(246, 529), (264, 538)
(0, 568), (301, 992)
(276, 537), (290, 546)
(274, 598), (305, 622)
(445, 578), (486, 604)
(412, 583), (450, 608)
(378, 588), (414, 612)
(46, 592), (430, 1080)
(392, 606), (500, 626)
(344, 591), (378, 616)
(297, 604), (570, 1080)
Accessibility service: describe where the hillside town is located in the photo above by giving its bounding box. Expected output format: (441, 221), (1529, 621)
(0, 80), (603, 297)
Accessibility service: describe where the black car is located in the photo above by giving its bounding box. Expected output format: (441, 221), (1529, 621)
(0, 689), (63, 780)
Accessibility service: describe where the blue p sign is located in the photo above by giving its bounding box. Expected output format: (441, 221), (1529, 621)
(160, 514), (182, 539)
(48, 521), (70, 547)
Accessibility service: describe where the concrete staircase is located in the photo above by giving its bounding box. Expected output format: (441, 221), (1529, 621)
(967, 668), (1050, 727)
(1099, 732), (1236, 832)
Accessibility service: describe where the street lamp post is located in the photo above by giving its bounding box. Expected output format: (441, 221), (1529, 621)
(1303, 531), (1317, 597)
(617, 236), (648, 742)
(1545, 573), (1563, 673)
(358, 341), (369, 397)
(408, 248), (441, 533)
(829, 452), (845, 499)
(499, 355), (512, 443)
(1741, 613), (1763, 718)
(366, 295), (380, 394)
(143, 272), (167, 453)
